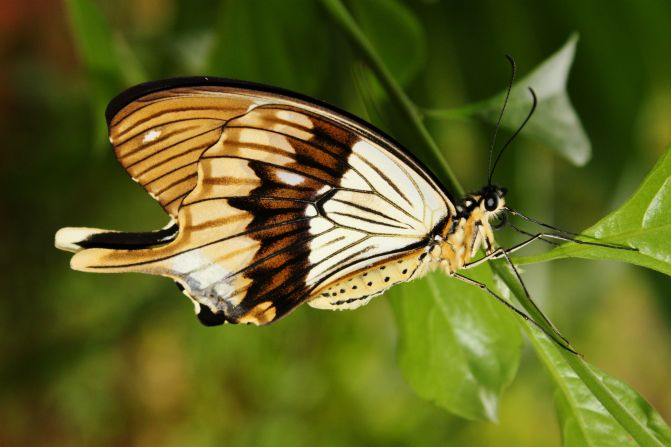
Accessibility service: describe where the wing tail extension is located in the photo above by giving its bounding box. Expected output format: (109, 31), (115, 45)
(55, 223), (178, 273)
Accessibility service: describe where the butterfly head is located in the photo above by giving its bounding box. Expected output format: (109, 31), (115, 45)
(458, 184), (507, 220)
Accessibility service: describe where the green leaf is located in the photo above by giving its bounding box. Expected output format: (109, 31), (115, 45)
(492, 262), (668, 447)
(481, 34), (590, 166)
(348, 0), (426, 86)
(64, 0), (126, 150)
(65, 0), (120, 79)
(516, 146), (671, 277)
(388, 265), (522, 421)
(531, 336), (671, 447)
(425, 34), (590, 166)
(207, 0), (331, 94)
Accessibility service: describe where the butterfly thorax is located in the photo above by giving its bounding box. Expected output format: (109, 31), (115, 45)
(436, 185), (507, 274)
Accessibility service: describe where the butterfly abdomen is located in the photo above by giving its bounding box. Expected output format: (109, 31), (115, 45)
(308, 251), (431, 310)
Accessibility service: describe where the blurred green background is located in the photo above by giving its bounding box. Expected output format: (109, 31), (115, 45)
(1, 0), (670, 446)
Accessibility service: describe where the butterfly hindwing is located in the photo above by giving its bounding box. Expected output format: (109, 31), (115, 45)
(63, 80), (455, 325)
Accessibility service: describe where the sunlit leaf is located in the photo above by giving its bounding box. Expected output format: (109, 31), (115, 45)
(388, 265), (522, 421)
(530, 336), (671, 447)
(425, 34), (590, 166)
(477, 33), (590, 166)
(494, 253), (670, 447)
(516, 146), (671, 277)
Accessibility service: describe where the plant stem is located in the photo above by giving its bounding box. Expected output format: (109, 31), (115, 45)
(320, 0), (463, 197)
(323, 1), (665, 446)
(421, 101), (488, 120)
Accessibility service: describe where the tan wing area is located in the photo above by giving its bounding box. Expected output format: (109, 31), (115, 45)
(109, 88), (258, 219)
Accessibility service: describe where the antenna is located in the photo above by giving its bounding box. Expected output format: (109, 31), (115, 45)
(488, 88), (538, 185)
(488, 55), (516, 186)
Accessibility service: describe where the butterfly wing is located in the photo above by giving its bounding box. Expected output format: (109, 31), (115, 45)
(108, 84), (264, 219)
(61, 79), (456, 325)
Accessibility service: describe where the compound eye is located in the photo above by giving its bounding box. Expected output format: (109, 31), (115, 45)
(484, 195), (498, 211)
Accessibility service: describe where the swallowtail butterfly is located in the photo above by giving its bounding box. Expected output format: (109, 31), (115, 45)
(55, 77), (613, 346)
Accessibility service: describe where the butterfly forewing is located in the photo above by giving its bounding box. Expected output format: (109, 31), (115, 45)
(109, 88), (266, 219)
(66, 80), (456, 325)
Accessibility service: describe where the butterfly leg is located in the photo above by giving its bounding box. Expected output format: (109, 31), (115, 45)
(462, 232), (574, 347)
(451, 272), (577, 354)
(497, 250), (571, 346)
(462, 232), (547, 270)
(507, 209), (636, 251)
(462, 224), (630, 271)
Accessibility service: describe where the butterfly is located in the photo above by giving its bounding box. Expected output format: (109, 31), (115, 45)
(55, 76), (623, 348)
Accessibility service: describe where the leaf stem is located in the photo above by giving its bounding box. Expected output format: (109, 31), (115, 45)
(421, 101), (489, 120)
(320, 0), (463, 197)
(324, 2), (666, 445)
